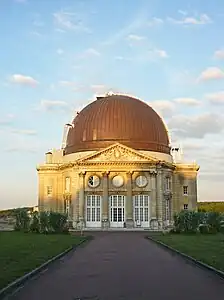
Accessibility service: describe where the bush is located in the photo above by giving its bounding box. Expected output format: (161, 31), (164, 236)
(172, 211), (223, 234)
(48, 212), (68, 234)
(220, 225), (224, 234)
(14, 210), (68, 235)
(198, 224), (210, 234)
(14, 209), (30, 232)
(30, 211), (40, 233)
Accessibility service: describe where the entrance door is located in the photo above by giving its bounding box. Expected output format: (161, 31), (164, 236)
(110, 195), (125, 228)
(133, 195), (150, 228)
(86, 195), (101, 228)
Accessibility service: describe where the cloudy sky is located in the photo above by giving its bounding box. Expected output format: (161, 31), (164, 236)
(0, 0), (224, 209)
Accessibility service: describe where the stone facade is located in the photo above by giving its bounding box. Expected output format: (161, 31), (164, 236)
(37, 143), (199, 230)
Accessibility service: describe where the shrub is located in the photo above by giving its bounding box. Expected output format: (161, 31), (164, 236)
(48, 212), (68, 234)
(172, 211), (223, 234)
(30, 211), (40, 233)
(206, 212), (220, 232)
(14, 209), (30, 232)
(39, 211), (50, 233)
(14, 210), (69, 235)
(198, 224), (210, 234)
(220, 225), (224, 234)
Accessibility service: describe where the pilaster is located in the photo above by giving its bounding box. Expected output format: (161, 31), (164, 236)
(150, 171), (157, 218)
(78, 171), (86, 223)
(102, 171), (110, 228)
(126, 171), (134, 228)
(156, 166), (163, 229)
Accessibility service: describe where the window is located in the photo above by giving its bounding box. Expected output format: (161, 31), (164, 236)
(64, 199), (71, 215)
(47, 186), (52, 196)
(184, 204), (188, 210)
(88, 175), (100, 188)
(165, 177), (171, 191)
(165, 199), (170, 220)
(183, 186), (188, 195)
(65, 177), (71, 192)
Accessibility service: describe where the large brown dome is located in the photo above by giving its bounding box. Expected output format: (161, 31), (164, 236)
(64, 94), (170, 155)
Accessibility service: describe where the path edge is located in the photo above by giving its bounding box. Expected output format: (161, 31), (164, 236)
(146, 236), (224, 280)
(0, 235), (93, 299)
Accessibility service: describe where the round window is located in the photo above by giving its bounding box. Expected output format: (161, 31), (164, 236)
(88, 175), (100, 188)
(112, 175), (124, 187)
(135, 175), (148, 187)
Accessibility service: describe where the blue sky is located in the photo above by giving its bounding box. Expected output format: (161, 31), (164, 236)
(0, 0), (224, 209)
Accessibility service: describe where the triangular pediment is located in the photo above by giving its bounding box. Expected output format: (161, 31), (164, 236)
(77, 143), (158, 164)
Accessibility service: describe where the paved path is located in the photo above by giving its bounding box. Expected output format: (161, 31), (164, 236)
(7, 232), (224, 300)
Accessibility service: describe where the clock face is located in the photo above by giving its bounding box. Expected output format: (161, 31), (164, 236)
(88, 175), (100, 188)
(136, 175), (148, 188)
(112, 175), (124, 187)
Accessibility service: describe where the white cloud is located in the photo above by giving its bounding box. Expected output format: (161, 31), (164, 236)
(148, 100), (175, 118)
(53, 11), (90, 33)
(10, 129), (37, 136)
(168, 13), (212, 25)
(148, 48), (168, 59)
(37, 100), (72, 112)
(173, 97), (201, 106)
(178, 10), (188, 16)
(0, 114), (14, 126)
(147, 17), (164, 26)
(30, 31), (43, 38)
(102, 10), (149, 46)
(127, 34), (146, 41)
(83, 48), (100, 56)
(197, 67), (224, 82)
(5, 146), (37, 153)
(168, 112), (224, 138)
(114, 56), (132, 61)
(206, 91), (224, 105)
(90, 84), (108, 94)
(9, 74), (39, 86)
(213, 49), (224, 60)
(59, 80), (76, 87)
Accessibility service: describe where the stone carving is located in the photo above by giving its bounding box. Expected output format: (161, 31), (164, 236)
(87, 145), (152, 162)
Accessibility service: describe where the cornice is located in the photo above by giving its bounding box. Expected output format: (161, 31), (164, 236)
(59, 162), (75, 170)
(36, 160), (175, 171)
(174, 163), (200, 172)
(36, 164), (61, 171)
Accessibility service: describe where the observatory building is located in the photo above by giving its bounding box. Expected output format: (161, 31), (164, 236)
(37, 93), (199, 230)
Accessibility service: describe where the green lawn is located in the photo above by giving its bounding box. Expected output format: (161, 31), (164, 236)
(0, 232), (86, 290)
(149, 233), (224, 272)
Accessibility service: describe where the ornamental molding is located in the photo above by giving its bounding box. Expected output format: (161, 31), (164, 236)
(59, 163), (75, 170)
(76, 143), (161, 164)
(63, 193), (71, 201)
(36, 164), (61, 171)
(174, 163), (200, 172)
(163, 190), (172, 197)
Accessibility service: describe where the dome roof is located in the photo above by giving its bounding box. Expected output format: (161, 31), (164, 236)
(64, 94), (170, 155)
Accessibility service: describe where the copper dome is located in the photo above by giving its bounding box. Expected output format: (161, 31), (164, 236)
(64, 94), (170, 155)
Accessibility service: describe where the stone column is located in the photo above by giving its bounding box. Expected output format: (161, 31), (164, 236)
(126, 171), (134, 228)
(78, 172), (85, 223)
(156, 166), (163, 229)
(102, 171), (110, 229)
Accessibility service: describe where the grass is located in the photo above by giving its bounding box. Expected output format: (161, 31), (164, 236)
(0, 231), (86, 290)
(149, 233), (224, 272)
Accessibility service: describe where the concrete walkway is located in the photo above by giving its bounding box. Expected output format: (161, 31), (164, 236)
(7, 232), (224, 299)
